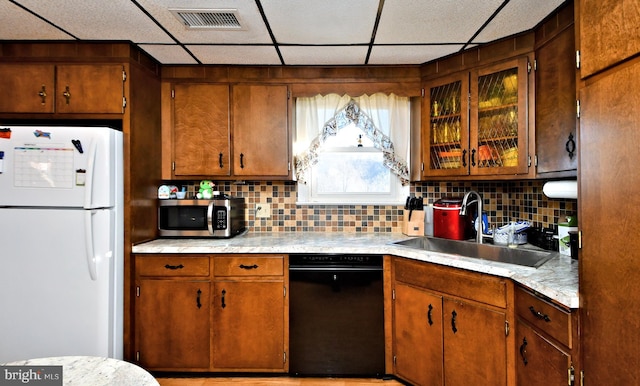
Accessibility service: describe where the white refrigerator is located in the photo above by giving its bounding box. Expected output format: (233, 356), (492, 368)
(0, 125), (123, 363)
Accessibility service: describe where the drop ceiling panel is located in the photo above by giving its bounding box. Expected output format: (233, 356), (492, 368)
(280, 46), (370, 65)
(135, 0), (273, 44)
(368, 44), (464, 65)
(0, 1), (73, 40)
(12, 0), (173, 43)
(188, 45), (282, 65)
(375, 0), (504, 44)
(473, 0), (566, 43)
(262, 0), (380, 44)
(138, 44), (198, 64)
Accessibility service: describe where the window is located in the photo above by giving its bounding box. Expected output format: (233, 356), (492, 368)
(295, 94), (410, 205)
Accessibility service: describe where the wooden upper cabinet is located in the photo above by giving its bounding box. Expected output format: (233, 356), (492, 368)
(470, 57), (531, 176)
(0, 64), (55, 113)
(232, 84), (291, 178)
(579, 0), (640, 78)
(172, 84), (231, 177)
(55, 64), (125, 114)
(535, 22), (577, 176)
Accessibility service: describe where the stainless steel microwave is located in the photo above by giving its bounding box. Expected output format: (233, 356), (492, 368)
(158, 197), (246, 238)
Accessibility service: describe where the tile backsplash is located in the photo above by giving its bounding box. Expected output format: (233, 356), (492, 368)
(175, 179), (577, 233)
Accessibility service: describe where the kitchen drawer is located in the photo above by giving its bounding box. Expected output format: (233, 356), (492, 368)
(516, 286), (572, 348)
(136, 255), (210, 277)
(394, 257), (507, 308)
(214, 255), (284, 277)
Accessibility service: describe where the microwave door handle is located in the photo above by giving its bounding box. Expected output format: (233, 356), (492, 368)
(207, 202), (215, 235)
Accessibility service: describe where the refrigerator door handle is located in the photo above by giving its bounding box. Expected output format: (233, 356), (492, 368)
(83, 139), (98, 209)
(85, 210), (98, 281)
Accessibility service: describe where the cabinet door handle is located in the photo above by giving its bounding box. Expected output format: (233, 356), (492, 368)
(565, 133), (576, 159)
(196, 289), (202, 309)
(427, 304), (434, 326)
(221, 289), (226, 309)
(164, 264), (184, 270)
(529, 306), (551, 322)
(240, 153), (245, 169)
(462, 149), (467, 167)
(219, 153), (224, 168)
(38, 85), (47, 104)
(239, 264), (258, 270)
(451, 310), (458, 333)
(62, 86), (71, 104)
(519, 337), (528, 365)
(471, 148), (476, 167)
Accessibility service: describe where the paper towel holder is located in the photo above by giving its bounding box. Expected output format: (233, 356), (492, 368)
(543, 180), (578, 199)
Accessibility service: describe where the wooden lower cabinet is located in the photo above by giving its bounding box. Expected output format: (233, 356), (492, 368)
(134, 254), (287, 372)
(393, 257), (514, 386)
(212, 281), (286, 370)
(212, 255), (287, 372)
(514, 285), (579, 385)
(135, 256), (211, 371)
(136, 279), (211, 370)
(394, 283), (444, 386)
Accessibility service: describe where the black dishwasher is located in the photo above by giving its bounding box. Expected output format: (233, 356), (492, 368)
(289, 254), (384, 377)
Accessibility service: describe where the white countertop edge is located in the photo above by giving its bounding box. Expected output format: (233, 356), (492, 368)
(133, 232), (579, 309)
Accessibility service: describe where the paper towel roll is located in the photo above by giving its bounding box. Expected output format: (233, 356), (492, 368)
(543, 180), (578, 199)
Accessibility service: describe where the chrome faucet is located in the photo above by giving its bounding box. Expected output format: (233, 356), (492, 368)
(460, 190), (483, 244)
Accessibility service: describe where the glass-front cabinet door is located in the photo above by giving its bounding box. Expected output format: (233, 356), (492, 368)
(422, 72), (469, 177)
(470, 57), (530, 175)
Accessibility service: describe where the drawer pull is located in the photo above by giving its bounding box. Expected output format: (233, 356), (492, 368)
(239, 264), (258, 270)
(164, 264), (184, 270)
(221, 289), (226, 309)
(529, 306), (551, 322)
(196, 289), (202, 309)
(519, 337), (528, 365)
(427, 304), (434, 326)
(451, 310), (458, 333)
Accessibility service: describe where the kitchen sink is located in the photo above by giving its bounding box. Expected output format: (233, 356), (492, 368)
(392, 236), (555, 268)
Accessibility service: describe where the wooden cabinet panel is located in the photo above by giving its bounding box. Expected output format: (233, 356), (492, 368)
(394, 283), (444, 386)
(535, 23), (577, 175)
(579, 0), (640, 77)
(579, 58), (640, 385)
(55, 64), (124, 114)
(443, 298), (508, 386)
(394, 258), (507, 308)
(137, 256), (210, 277)
(136, 279), (210, 370)
(232, 84), (290, 178)
(470, 57), (530, 176)
(214, 255), (284, 277)
(516, 321), (572, 386)
(0, 64), (55, 113)
(515, 286), (572, 348)
(172, 83), (231, 177)
(393, 257), (512, 386)
(212, 280), (285, 370)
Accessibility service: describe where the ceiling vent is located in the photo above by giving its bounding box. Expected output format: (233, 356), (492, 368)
(170, 9), (244, 30)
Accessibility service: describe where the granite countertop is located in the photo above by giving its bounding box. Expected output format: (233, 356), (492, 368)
(2, 356), (159, 385)
(132, 232), (579, 309)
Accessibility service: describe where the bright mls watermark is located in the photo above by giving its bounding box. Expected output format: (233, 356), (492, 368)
(0, 366), (62, 385)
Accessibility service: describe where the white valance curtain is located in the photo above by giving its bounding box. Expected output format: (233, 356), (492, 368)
(294, 93), (410, 185)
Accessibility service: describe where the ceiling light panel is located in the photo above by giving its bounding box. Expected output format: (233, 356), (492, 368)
(375, 0), (504, 44)
(0, 1), (73, 40)
(188, 45), (282, 65)
(261, 0), (380, 45)
(12, 0), (173, 43)
(280, 46), (370, 65)
(135, 0), (272, 44)
(473, 0), (566, 43)
(368, 44), (464, 65)
(138, 44), (199, 64)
